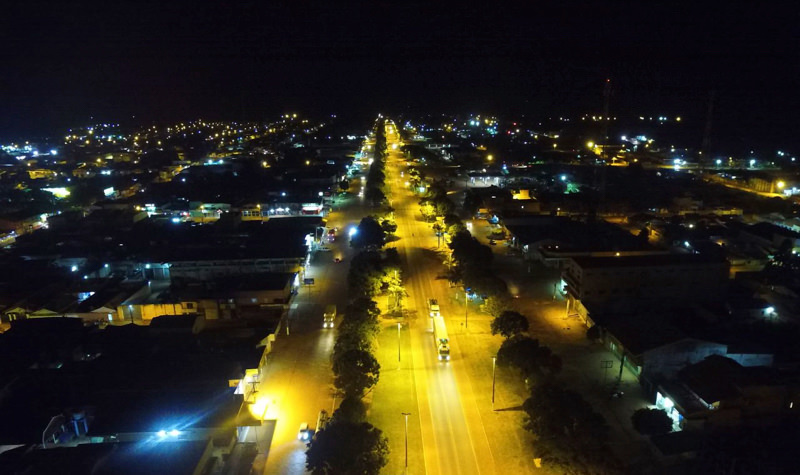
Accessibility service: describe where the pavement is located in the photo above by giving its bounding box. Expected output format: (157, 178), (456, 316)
(250, 125), (656, 474)
(370, 133), (655, 474)
(469, 216), (657, 468)
(252, 189), (373, 474)
(369, 130), (531, 475)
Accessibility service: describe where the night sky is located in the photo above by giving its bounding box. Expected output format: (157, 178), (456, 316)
(2, 1), (797, 151)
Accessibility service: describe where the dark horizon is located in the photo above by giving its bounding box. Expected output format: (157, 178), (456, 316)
(3, 1), (797, 153)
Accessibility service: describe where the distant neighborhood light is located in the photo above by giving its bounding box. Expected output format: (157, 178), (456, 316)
(71, 265), (78, 272)
(349, 227), (358, 237)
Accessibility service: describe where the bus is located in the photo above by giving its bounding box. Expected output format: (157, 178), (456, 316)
(323, 304), (336, 328)
(432, 315), (450, 361)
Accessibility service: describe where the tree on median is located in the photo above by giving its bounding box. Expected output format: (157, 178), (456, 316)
(305, 420), (389, 475)
(364, 186), (387, 207)
(331, 396), (367, 424)
(351, 216), (386, 249)
(380, 218), (397, 235)
(333, 348), (380, 398)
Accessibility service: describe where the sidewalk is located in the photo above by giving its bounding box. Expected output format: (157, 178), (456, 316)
(489, 245), (655, 467)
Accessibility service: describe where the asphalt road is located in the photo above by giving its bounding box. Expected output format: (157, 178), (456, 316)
(255, 176), (371, 474)
(385, 126), (495, 475)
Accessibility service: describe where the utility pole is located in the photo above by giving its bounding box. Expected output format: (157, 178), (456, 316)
(464, 287), (469, 329)
(401, 412), (411, 470)
(491, 356), (497, 410)
(701, 90), (716, 164)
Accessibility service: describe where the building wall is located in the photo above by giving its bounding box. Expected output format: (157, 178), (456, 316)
(116, 302), (189, 323)
(564, 258), (728, 304)
(169, 259), (303, 280)
(642, 340), (728, 379)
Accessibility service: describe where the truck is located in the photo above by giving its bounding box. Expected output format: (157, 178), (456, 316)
(323, 304), (336, 328)
(428, 298), (440, 317)
(432, 315), (450, 361)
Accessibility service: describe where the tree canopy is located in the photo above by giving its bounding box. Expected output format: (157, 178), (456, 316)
(523, 380), (619, 474)
(491, 310), (530, 339)
(497, 336), (561, 381)
(350, 216), (386, 249)
(305, 420), (389, 475)
(333, 348), (380, 397)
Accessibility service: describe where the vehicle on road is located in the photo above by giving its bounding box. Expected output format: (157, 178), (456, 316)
(309, 409), (331, 446)
(298, 422), (311, 441)
(432, 315), (450, 361)
(428, 298), (440, 317)
(323, 304), (336, 328)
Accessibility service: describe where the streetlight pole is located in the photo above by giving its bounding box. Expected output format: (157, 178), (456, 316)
(397, 322), (401, 364)
(401, 412), (410, 470)
(464, 288), (469, 329)
(491, 356), (497, 410)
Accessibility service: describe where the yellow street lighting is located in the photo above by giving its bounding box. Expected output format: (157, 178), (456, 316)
(777, 181), (785, 189)
(587, 141), (594, 149)
(487, 155), (493, 161)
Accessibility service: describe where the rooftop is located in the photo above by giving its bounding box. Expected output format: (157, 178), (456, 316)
(571, 252), (727, 269)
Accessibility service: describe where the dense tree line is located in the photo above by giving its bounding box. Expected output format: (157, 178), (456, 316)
(364, 120), (388, 207)
(308, 167), (408, 472)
